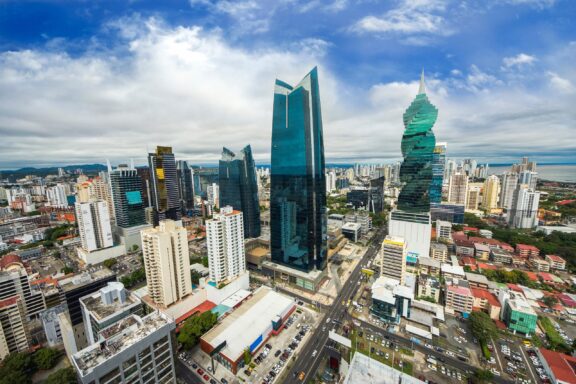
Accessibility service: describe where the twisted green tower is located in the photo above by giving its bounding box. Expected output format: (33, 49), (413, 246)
(397, 71), (437, 213)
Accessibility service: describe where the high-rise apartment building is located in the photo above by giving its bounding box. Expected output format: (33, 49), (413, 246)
(466, 184), (482, 211)
(500, 172), (518, 210)
(148, 146), (181, 224)
(389, 72), (435, 260)
(206, 206), (246, 283)
(141, 220), (192, 308)
(519, 170), (538, 190)
(207, 183), (219, 209)
(482, 175), (500, 211)
(0, 255), (45, 321)
(176, 160), (195, 215)
(448, 171), (468, 206)
(75, 201), (114, 252)
(46, 183), (69, 208)
(509, 185), (540, 229)
(0, 296), (30, 359)
(218, 145), (261, 238)
(380, 236), (407, 284)
(430, 142), (447, 204)
(270, 67), (327, 273)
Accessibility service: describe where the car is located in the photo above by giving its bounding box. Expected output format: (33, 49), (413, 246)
(192, 363), (198, 369)
(427, 364), (437, 371)
(385, 353), (390, 359)
(210, 380), (217, 384)
(244, 370), (251, 376)
(197, 369), (204, 375)
(326, 317), (331, 323)
(203, 374), (210, 381)
(312, 350), (318, 358)
(221, 379), (228, 384)
(275, 350), (282, 357)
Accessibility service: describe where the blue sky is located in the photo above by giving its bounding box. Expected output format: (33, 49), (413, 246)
(0, 0), (575, 168)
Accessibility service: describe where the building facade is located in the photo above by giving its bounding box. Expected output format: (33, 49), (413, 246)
(176, 160), (195, 216)
(206, 207), (246, 283)
(270, 67), (327, 273)
(380, 236), (407, 284)
(148, 146), (181, 224)
(218, 145), (261, 238)
(109, 165), (146, 228)
(75, 201), (114, 252)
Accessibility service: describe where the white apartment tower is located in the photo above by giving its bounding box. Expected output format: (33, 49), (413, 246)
(206, 206), (246, 283)
(500, 172), (518, 210)
(448, 171), (468, 206)
(75, 201), (114, 252)
(141, 220), (192, 307)
(509, 185), (540, 229)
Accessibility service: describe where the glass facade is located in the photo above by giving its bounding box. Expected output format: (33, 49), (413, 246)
(430, 142), (446, 205)
(219, 145), (261, 238)
(270, 67), (327, 272)
(176, 160), (195, 215)
(110, 168), (147, 228)
(148, 146), (181, 223)
(397, 73), (437, 213)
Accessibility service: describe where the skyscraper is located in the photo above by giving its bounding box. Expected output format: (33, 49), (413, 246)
(509, 185), (540, 229)
(219, 145), (261, 238)
(380, 236), (407, 284)
(148, 146), (181, 224)
(430, 142), (447, 204)
(447, 171), (468, 206)
(270, 67), (327, 273)
(75, 201), (114, 252)
(389, 72), (435, 261)
(176, 160), (195, 215)
(206, 206), (246, 283)
(482, 175), (500, 211)
(500, 172), (518, 210)
(109, 165), (146, 228)
(141, 220), (192, 308)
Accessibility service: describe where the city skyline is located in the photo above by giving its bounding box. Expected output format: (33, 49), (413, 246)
(1, 1), (575, 168)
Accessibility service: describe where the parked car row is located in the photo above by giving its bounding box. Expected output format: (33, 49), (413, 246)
(178, 352), (225, 384)
(261, 324), (310, 384)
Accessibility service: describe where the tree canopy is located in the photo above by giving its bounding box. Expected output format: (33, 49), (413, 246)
(177, 311), (218, 350)
(469, 311), (498, 343)
(45, 367), (77, 384)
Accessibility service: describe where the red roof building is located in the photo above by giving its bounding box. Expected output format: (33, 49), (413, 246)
(537, 348), (576, 384)
(477, 263), (497, 271)
(471, 288), (501, 320)
(516, 244), (540, 258)
(557, 199), (576, 206)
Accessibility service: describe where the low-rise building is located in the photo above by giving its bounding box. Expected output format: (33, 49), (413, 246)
(200, 286), (295, 374)
(417, 274), (440, 303)
(417, 257), (441, 277)
(436, 220), (452, 242)
(441, 263), (465, 279)
(474, 243), (490, 261)
(341, 222), (362, 243)
(72, 312), (176, 384)
(471, 288), (501, 320)
(445, 284), (474, 317)
(530, 257), (551, 272)
(491, 248), (513, 264)
(370, 276), (414, 324)
(454, 239), (474, 257)
(516, 244), (540, 259)
(537, 348), (576, 384)
(500, 292), (537, 336)
(465, 272), (490, 289)
(429, 242), (448, 263)
(546, 255), (566, 271)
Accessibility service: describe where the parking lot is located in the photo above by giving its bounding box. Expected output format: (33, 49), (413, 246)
(183, 302), (320, 384)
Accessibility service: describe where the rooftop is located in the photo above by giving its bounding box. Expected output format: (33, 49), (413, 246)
(546, 254), (565, 262)
(447, 285), (472, 297)
(72, 311), (174, 377)
(201, 286), (295, 361)
(539, 348), (576, 384)
(60, 268), (116, 292)
(344, 352), (425, 384)
(80, 283), (140, 322)
(418, 257), (441, 268)
(470, 288), (501, 307)
(516, 244), (540, 252)
(465, 272), (489, 285)
(441, 263), (465, 276)
(508, 297), (537, 315)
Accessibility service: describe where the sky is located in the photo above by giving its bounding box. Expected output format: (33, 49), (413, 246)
(0, 0), (575, 169)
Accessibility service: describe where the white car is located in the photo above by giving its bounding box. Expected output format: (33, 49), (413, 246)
(491, 369), (501, 376)
(312, 350), (317, 358)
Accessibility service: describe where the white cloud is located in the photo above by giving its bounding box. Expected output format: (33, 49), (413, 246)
(351, 0), (453, 37)
(502, 53), (537, 68)
(0, 16), (574, 168)
(189, 0), (271, 35)
(498, 0), (556, 8)
(547, 71), (575, 93)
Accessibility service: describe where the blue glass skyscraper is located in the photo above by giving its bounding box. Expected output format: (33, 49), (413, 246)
(270, 67), (327, 272)
(219, 145), (261, 238)
(430, 142), (446, 205)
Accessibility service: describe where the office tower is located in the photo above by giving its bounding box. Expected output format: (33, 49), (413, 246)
(389, 72), (435, 260)
(0, 296), (30, 359)
(380, 236), (407, 284)
(75, 201), (114, 252)
(148, 146), (181, 224)
(466, 184), (482, 211)
(430, 142), (447, 204)
(141, 220), (192, 308)
(196, 168), (219, 199)
(0, 255), (45, 321)
(509, 186), (540, 229)
(206, 206), (246, 283)
(176, 160), (195, 215)
(79, 282), (142, 345)
(500, 172), (518, 210)
(46, 183), (69, 208)
(368, 176), (385, 213)
(218, 145), (261, 238)
(270, 67), (327, 272)
(109, 165), (146, 228)
(447, 171), (468, 205)
(136, 167), (152, 208)
(72, 312), (176, 384)
(482, 175), (500, 211)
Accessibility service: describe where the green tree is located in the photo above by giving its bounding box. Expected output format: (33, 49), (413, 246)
(202, 256), (209, 268)
(131, 244), (139, 252)
(543, 295), (558, 308)
(61, 266), (73, 274)
(243, 348), (252, 365)
(471, 369), (494, 383)
(33, 348), (60, 370)
(103, 258), (118, 269)
(45, 367), (77, 384)
(190, 270), (201, 285)
(469, 311), (497, 343)
(0, 352), (36, 384)
(177, 311), (218, 350)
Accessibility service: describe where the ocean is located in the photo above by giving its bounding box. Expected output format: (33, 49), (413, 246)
(488, 164), (576, 183)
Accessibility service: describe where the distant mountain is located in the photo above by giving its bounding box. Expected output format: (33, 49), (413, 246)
(0, 164), (107, 180)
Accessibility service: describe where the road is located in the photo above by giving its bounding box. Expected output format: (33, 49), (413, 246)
(282, 229), (387, 383)
(175, 359), (203, 384)
(281, 227), (514, 384)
